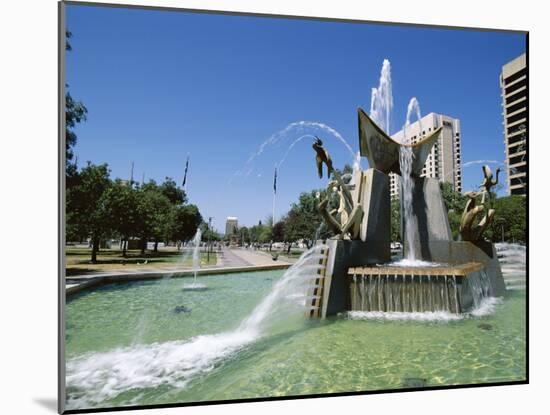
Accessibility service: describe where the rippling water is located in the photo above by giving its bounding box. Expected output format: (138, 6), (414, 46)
(65, 244), (526, 410)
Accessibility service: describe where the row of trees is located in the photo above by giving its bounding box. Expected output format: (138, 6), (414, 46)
(67, 165), (204, 262)
(234, 188), (329, 250)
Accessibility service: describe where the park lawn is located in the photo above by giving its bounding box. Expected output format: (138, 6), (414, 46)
(65, 247), (217, 276)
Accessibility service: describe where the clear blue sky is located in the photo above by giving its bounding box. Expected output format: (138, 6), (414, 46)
(66, 4), (526, 232)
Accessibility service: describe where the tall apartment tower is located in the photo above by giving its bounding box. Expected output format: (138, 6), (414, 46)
(389, 113), (462, 198)
(500, 53), (527, 196)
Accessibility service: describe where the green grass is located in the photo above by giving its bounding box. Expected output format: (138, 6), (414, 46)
(66, 247), (217, 276)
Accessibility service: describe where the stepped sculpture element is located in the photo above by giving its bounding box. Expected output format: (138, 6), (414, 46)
(309, 108), (505, 319)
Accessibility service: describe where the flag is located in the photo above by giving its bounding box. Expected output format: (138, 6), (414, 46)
(182, 156), (189, 187)
(273, 167), (277, 194)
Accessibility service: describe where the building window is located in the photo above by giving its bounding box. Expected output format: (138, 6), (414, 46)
(507, 110), (527, 125)
(503, 68), (527, 85)
(505, 88), (526, 105)
(504, 78), (526, 95)
(506, 100), (526, 115)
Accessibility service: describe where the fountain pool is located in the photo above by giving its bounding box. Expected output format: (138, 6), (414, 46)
(65, 244), (525, 411)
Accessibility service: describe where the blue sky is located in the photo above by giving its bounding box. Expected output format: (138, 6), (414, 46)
(66, 4), (526, 232)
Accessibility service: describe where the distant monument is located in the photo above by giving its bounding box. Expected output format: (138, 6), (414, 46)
(308, 109), (505, 318)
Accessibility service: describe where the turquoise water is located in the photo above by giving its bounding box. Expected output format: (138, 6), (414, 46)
(65, 246), (526, 410)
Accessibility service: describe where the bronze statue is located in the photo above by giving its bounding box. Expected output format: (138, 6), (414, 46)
(459, 165), (498, 241)
(312, 137), (334, 179)
(479, 165), (501, 205)
(316, 163), (363, 240)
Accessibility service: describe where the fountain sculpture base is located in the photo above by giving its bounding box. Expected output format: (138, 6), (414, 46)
(348, 262), (488, 313)
(314, 239), (505, 318)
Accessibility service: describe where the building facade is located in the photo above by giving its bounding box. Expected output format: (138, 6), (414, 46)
(225, 216), (238, 236)
(500, 53), (527, 196)
(389, 113), (462, 198)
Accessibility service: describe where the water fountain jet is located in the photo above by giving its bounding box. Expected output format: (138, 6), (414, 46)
(182, 229), (208, 291)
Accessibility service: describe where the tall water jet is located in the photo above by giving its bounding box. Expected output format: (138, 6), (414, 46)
(399, 97), (422, 261)
(370, 59), (393, 134)
(183, 228), (207, 290)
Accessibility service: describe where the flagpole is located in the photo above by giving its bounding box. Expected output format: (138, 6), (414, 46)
(182, 154), (189, 192)
(272, 166), (277, 226)
(272, 192), (276, 225)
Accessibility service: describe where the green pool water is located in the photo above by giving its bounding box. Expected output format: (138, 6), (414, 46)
(65, 256), (526, 411)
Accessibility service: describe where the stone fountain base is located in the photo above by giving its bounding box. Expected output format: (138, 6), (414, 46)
(349, 262), (488, 313)
(314, 239), (505, 318)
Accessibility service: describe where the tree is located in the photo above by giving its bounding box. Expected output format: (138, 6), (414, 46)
(66, 163), (111, 262)
(135, 182), (173, 253)
(168, 204), (203, 245)
(390, 196), (401, 242)
(158, 177), (187, 205)
(486, 195), (526, 243)
(283, 190), (328, 248)
(440, 182), (467, 213)
(200, 221), (221, 242)
(100, 179), (139, 257)
(272, 220), (286, 242)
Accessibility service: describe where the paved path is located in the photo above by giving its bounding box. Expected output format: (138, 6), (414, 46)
(224, 248), (293, 266)
(218, 247), (252, 267)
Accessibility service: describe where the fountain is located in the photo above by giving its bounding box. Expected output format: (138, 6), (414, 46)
(310, 105), (505, 317)
(182, 228), (207, 291)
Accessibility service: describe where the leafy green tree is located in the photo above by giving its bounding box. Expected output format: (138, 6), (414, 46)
(100, 179), (139, 257)
(390, 196), (401, 242)
(168, 204), (203, 245)
(486, 195), (526, 243)
(272, 220), (286, 242)
(158, 177), (187, 205)
(440, 182), (467, 213)
(135, 182), (173, 253)
(200, 222), (221, 242)
(283, 190), (328, 248)
(259, 224), (273, 244)
(239, 226), (250, 244)
(248, 223), (264, 244)
(66, 163), (111, 262)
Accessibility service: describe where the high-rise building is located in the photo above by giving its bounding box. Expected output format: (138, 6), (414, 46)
(225, 216), (238, 236)
(389, 113), (462, 198)
(500, 53), (527, 196)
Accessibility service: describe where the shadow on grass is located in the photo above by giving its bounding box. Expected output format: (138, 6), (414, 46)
(66, 268), (99, 276)
(66, 249), (183, 259)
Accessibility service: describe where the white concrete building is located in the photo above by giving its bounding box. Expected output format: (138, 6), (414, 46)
(500, 53), (527, 196)
(389, 113), (462, 198)
(225, 216), (238, 236)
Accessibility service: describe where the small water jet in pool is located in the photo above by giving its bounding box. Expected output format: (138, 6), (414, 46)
(182, 228), (207, 291)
